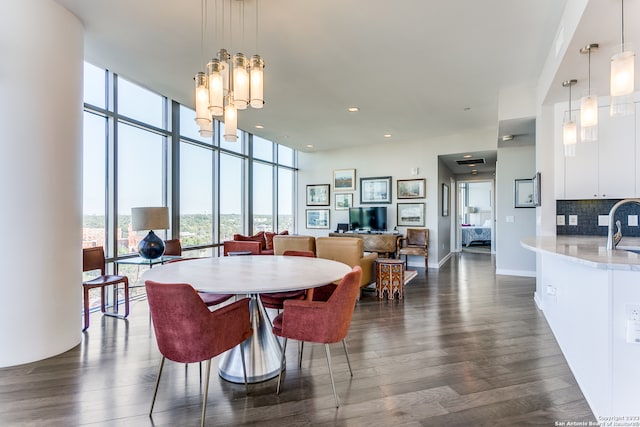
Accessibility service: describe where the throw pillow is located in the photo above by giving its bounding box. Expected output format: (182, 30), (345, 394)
(233, 231), (266, 249)
(265, 230), (289, 250)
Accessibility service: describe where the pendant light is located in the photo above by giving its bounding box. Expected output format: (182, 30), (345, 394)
(610, 0), (635, 116)
(563, 79), (578, 157)
(580, 44), (598, 142)
(193, 0), (265, 141)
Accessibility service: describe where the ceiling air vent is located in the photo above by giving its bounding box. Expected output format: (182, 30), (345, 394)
(456, 158), (486, 166)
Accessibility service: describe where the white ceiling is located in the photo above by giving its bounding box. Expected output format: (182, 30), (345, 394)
(53, 0), (572, 157)
(52, 0), (640, 180)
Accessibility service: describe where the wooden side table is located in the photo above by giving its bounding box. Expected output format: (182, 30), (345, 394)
(376, 259), (405, 300)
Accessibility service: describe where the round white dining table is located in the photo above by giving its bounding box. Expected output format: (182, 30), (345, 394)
(142, 255), (351, 383)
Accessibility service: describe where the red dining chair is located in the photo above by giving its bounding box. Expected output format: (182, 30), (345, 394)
(272, 266), (362, 407)
(145, 281), (252, 427)
(260, 250), (314, 311)
(82, 247), (129, 331)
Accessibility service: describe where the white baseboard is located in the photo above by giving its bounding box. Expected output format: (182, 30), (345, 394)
(534, 291), (543, 310)
(495, 268), (536, 277)
(437, 252), (452, 269)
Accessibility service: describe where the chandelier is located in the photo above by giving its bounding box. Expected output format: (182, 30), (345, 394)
(194, 0), (265, 141)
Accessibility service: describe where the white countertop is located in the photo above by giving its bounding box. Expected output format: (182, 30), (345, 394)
(521, 235), (640, 271)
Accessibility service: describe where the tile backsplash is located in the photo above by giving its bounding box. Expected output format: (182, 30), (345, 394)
(556, 199), (640, 236)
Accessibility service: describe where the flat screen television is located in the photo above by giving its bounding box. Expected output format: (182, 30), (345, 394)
(349, 206), (387, 232)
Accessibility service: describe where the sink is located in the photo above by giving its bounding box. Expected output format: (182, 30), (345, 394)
(616, 245), (640, 254)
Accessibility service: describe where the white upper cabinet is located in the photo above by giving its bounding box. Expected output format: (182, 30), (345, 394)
(556, 102), (637, 199)
(596, 105), (636, 198)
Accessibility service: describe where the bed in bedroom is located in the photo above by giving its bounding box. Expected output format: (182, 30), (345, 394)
(461, 226), (492, 247)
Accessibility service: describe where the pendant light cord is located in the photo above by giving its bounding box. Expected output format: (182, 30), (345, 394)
(587, 49), (591, 96)
(621, 0), (625, 51)
(200, 0), (206, 69)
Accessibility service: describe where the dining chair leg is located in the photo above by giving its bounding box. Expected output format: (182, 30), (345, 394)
(239, 341), (249, 395)
(324, 344), (340, 407)
(276, 338), (288, 395)
(83, 288), (90, 331)
(123, 278), (130, 317)
(149, 357), (165, 416)
(342, 339), (353, 377)
(298, 341), (304, 368)
(200, 359), (212, 427)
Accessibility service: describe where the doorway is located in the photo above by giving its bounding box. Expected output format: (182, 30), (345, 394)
(457, 180), (494, 253)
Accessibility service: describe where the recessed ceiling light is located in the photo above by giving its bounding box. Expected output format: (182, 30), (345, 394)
(306, 144), (313, 148)
(255, 124), (264, 129)
(471, 170), (478, 174)
(463, 154), (472, 158)
(348, 107), (359, 112)
(467, 164), (476, 167)
(383, 134), (392, 138)
(501, 134), (514, 142)
(463, 107), (471, 111)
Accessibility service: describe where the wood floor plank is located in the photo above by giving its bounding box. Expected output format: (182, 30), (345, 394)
(0, 253), (596, 426)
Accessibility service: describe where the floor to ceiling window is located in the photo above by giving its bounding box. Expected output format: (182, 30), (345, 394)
(81, 62), (297, 306)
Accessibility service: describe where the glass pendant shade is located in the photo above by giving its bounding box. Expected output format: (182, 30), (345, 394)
(217, 49), (230, 94)
(563, 120), (577, 157)
(610, 49), (635, 97)
(224, 99), (238, 142)
(199, 119), (213, 138)
(194, 72), (211, 129)
(250, 55), (264, 108)
(232, 53), (249, 110)
(207, 59), (224, 116)
(580, 95), (598, 142)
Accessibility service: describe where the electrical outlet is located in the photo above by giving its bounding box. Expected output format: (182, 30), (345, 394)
(627, 305), (640, 321)
(598, 215), (609, 226)
(556, 215), (565, 226)
(626, 304), (640, 344)
(629, 215), (638, 227)
(569, 215), (578, 226)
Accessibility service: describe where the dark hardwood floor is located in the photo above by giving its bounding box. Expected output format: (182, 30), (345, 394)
(0, 253), (596, 426)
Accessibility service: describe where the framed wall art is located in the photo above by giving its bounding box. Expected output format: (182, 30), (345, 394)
(306, 184), (330, 206)
(397, 203), (425, 226)
(397, 178), (425, 199)
(306, 209), (330, 229)
(333, 169), (356, 191)
(515, 178), (535, 208)
(532, 172), (541, 207)
(335, 193), (353, 210)
(442, 183), (449, 216)
(360, 176), (392, 204)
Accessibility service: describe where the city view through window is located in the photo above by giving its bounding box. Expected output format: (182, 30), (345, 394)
(82, 62), (296, 309)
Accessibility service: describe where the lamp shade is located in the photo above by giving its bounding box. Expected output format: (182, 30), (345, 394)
(131, 207), (170, 231)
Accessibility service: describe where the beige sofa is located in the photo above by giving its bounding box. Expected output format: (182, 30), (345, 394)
(273, 235), (316, 255)
(315, 237), (377, 288)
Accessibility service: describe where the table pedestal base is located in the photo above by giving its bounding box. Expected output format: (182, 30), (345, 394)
(218, 295), (282, 383)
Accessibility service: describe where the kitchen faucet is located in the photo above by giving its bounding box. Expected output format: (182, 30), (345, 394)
(606, 198), (640, 250)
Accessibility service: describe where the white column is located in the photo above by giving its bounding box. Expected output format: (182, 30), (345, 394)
(0, 0), (83, 366)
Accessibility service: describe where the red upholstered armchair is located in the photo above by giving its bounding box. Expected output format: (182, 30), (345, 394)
(272, 266), (362, 407)
(145, 281), (252, 426)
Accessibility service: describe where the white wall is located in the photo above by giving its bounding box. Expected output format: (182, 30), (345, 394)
(495, 145), (537, 276)
(437, 158), (454, 265)
(0, 0), (83, 366)
(297, 128), (497, 268)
